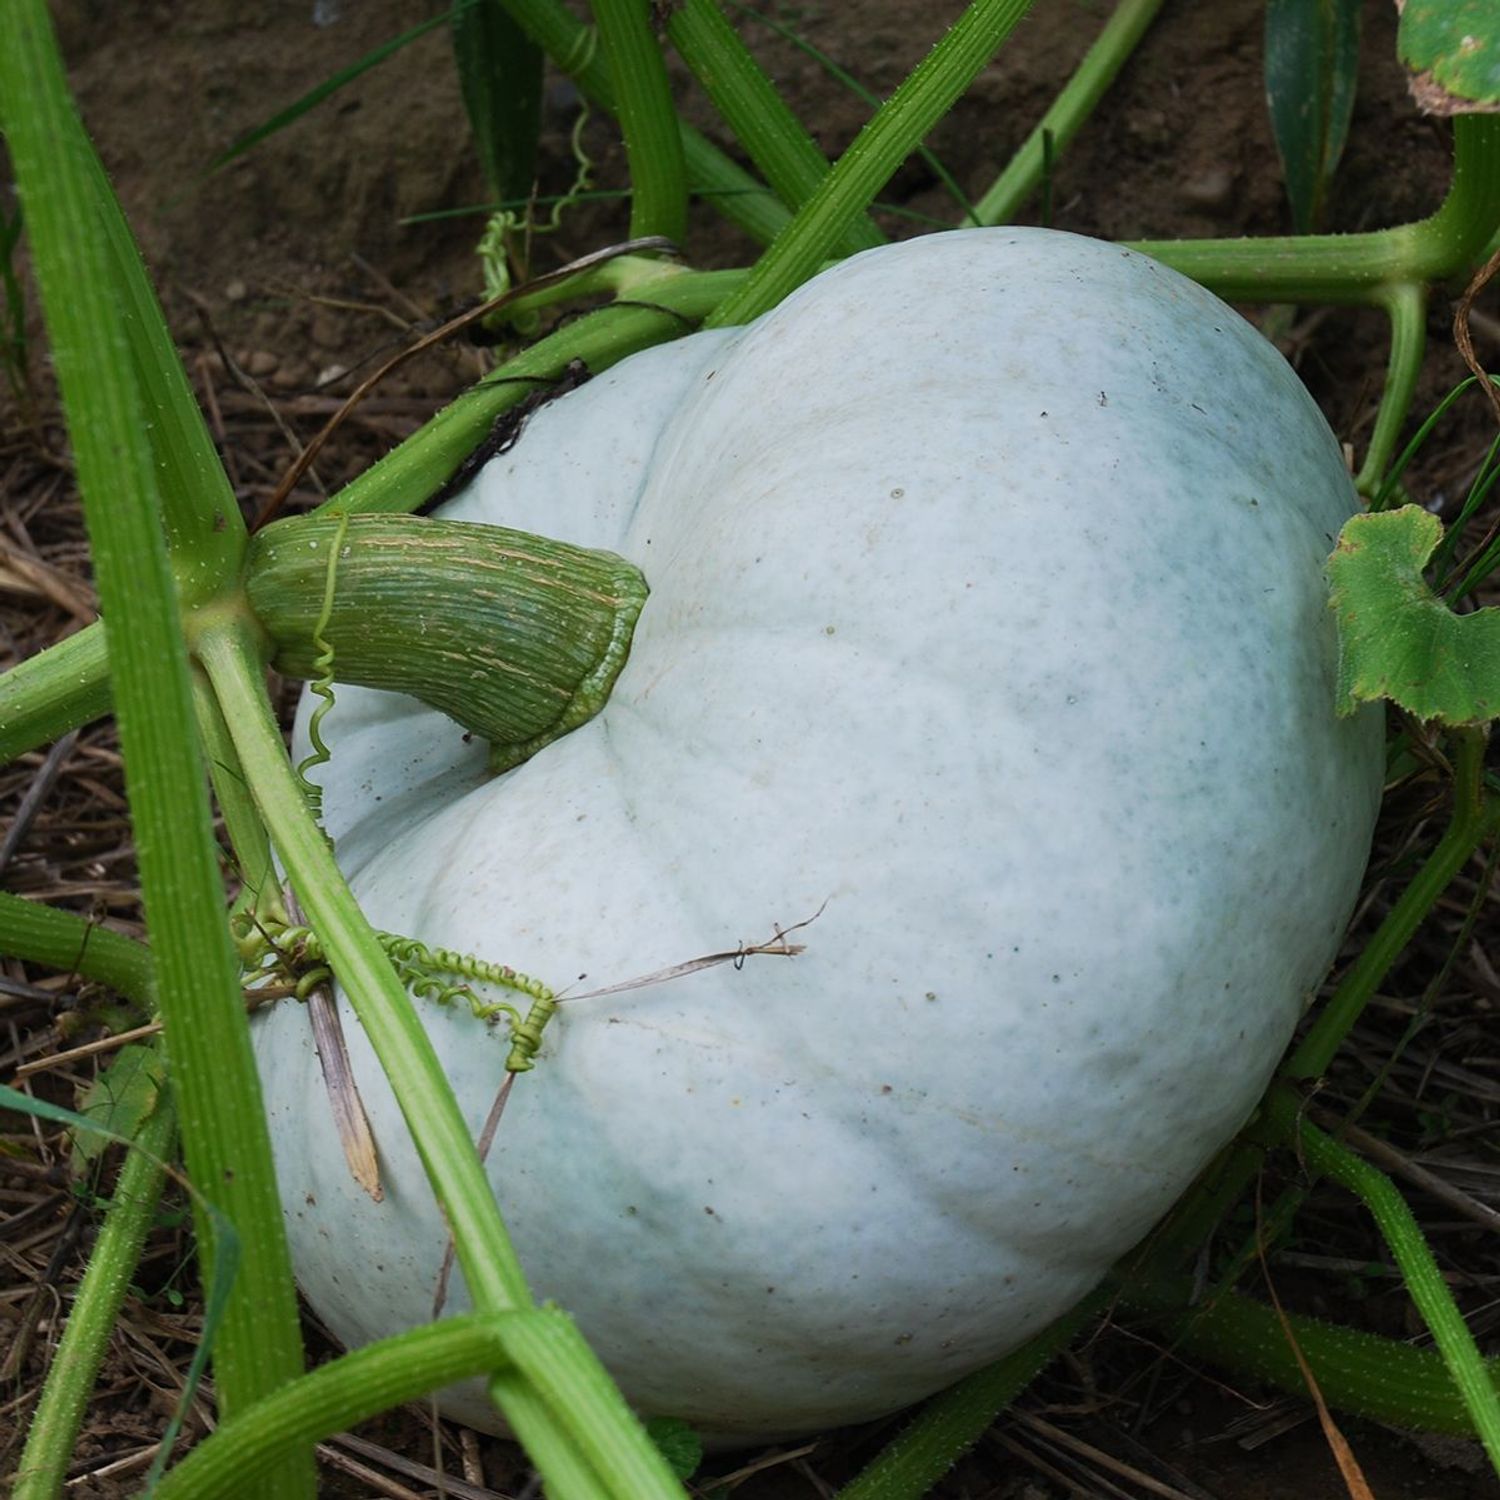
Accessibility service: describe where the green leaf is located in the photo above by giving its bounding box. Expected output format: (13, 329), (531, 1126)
(70, 1044), (164, 1174)
(1399, 0), (1500, 114)
(453, 0), (544, 204)
(642, 1417), (703, 1481)
(1264, 0), (1361, 232)
(1328, 506), (1500, 726)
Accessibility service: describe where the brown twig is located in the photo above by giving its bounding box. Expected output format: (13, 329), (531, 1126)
(706, 1442), (821, 1490)
(1013, 1412), (1204, 1499)
(1454, 246), (1500, 432)
(306, 980), (383, 1202)
(323, 1431), (509, 1500)
(0, 535), (96, 621)
(1254, 1181), (1375, 1500)
(0, 730), (78, 879)
(12, 988), (289, 1080)
(183, 288), (327, 502)
(560, 903), (826, 1005)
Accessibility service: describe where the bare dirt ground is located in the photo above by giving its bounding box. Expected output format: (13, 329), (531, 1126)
(3, 1), (1499, 1497)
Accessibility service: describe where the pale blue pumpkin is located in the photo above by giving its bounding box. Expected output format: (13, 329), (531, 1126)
(254, 229), (1383, 1443)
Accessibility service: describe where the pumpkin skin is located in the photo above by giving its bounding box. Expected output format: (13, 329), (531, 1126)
(253, 229), (1383, 1443)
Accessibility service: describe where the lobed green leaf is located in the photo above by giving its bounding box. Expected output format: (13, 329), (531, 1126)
(1328, 505), (1500, 726)
(1399, 0), (1500, 114)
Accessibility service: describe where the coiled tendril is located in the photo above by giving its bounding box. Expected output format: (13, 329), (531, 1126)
(241, 917), (560, 1073)
(476, 32), (597, 332)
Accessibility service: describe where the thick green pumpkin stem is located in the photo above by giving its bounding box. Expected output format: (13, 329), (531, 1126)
(245, 513), (647, 771)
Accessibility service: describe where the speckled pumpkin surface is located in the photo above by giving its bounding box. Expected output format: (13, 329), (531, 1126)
(252, 229), (1383, 1443)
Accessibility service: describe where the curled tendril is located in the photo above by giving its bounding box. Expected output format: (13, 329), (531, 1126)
(294, 967), (334, 1000)
(477, 64), (596, 328)
(556, 102), (596, 232)
(433, 947), (553, 1004)
(294, 508), (350, 825)
(252, 921), (559, 1065)
(231, 911), (269, 965)
(504, 993), (559, 1073)
(390, 958), (511, 1025)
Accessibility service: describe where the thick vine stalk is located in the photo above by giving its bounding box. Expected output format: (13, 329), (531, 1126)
(0, 8), (312, 1486)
